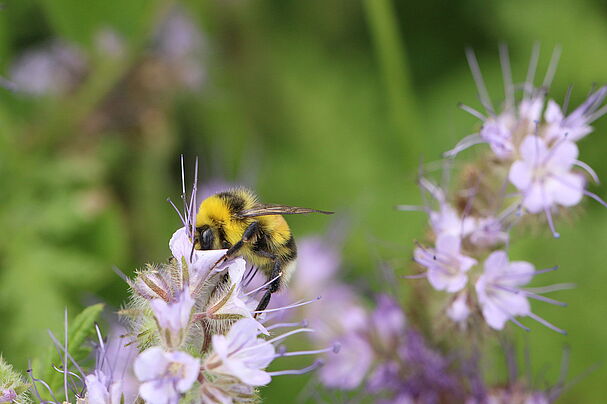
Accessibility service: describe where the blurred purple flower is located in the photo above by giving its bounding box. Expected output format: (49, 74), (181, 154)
(479, 113), (517, 159)
(447, 292), (471, 326)
(134, 347), (200, 404)
(369, 295), (406, 350)
(476, 251), (566, 334)
(318, 332), (373, 390)
(10, 41), (86, 96)
(80, 323), (140, 404)
(154, 7), (206, 89)
(509, 136), (585, 214)
(398, 329), (463, 403)
(476, 251), (534, 330)
(0, 389), (16, 403)
(294, 237), (341, 293)
(544, 87), (607, 142)
(414, 234), (477, 292)
(469, 216), (509, 248)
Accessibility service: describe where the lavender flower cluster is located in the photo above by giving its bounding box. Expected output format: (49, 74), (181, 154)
(269, 46), (605, 403)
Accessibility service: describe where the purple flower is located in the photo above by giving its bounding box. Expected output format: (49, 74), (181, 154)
(151, 290), (195, 348)
(134, 347), (200, 404)
(83, 325), (139, 404)
(318, 332), (373, 390)
(0, 389), (16, 403)
(476, 251), (566, 333)
(544, 87), (607, 142)
(10, 40), (86, 96)
(398, 329), (463, 402)
(479, 113), (516, 159)
(204, 318), (275, 386)
(469, 216), (509, 248)
(414, 234), (477, 292)
(475, 251), (534, 330)
(369, 295), (406, 350)
(509, 136), (585, 214)
(430, 203), (476, 238)
(447, 292), (471, 326)
(292, 237), (341, 293)
(85, 370), (124, 404)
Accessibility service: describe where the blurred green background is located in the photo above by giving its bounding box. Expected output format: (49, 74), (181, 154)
(1, 0), (606, 402)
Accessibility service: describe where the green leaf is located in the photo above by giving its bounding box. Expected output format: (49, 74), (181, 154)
(41, 303), (105, 398)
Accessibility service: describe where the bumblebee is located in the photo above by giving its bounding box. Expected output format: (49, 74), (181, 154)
(194, 188), (333, 312)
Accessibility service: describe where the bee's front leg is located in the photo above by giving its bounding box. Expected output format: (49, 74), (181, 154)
(210, 222), (261, 269)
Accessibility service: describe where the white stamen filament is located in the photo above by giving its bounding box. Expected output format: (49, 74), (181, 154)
(252, 297), (321, 314)
(276, 342), (340, 358)
(245, 273), (283, 297)
(267, 359), (324, 376)
(528, 312), (567, 335)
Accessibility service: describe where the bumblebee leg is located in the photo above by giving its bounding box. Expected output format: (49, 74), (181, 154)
(255, 259), (282, 314)
(211, 222), (261, 269)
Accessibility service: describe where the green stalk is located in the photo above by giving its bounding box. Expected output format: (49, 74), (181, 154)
(363, 0), (422, 165)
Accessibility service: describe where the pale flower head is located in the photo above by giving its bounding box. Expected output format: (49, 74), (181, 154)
(204, 318), (275, 386)
(544, 86), (607, 142)
(134, 347), (200, 404)
(414, 234), (477, 293)
(151, 290), (195, 348)
(0, 390), (16, 403)
(479, 113), (516, 159)
(509, 135), (585, 214)
(447, 292), (471, 326)
(469, 216), (509, 248)
(475, 251), (533, 330)
(318, 332), (373, 390)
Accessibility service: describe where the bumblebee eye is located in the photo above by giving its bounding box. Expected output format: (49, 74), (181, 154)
(201, 228), (214, 250)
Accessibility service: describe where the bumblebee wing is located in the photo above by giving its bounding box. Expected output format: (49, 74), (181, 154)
(237, 203), (334, 218)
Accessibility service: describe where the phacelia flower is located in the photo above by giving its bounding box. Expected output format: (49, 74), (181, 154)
(469, 216), (509, 248)
(447, 292), (471, 326)
(475, 251), (533, 330)
(509, 136), (585, 215)
(151, 290), (195, 348)
(203, 318), (276, 386)
(544, 86), (607, 142)
(85, 371), (124, 404)
(369, 295), (406, 350)
(134, 347), (200, 404)
(414, 234), (477, 292)
(0, 389), (17, 403)
(10, 40), (86, 96)
(83, 325), (139, 404)
(318, 332), (373, 390)
(475, 251), (565, 333)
